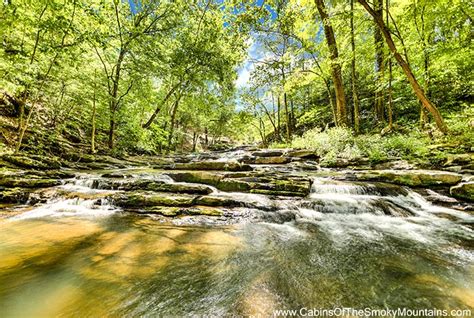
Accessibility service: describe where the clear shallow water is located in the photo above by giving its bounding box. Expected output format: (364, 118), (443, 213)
(0, 173), (473, 317)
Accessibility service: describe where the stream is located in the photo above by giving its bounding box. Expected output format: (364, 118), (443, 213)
(0, 149), (473, 317)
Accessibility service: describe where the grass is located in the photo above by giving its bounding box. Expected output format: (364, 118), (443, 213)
(271, 117), (473, 167)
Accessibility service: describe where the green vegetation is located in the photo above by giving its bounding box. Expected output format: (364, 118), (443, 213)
(0, 0), (472, 160)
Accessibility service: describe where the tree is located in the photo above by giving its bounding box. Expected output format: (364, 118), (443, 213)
(357, 0), (448, 134)
(314, 0), (347, 127)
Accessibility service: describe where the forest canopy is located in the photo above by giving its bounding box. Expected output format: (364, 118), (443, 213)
(0, 0), (472, 157)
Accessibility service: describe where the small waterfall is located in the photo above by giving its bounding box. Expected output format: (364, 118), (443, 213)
(10, 197), (118, 220)
(297, 177), (474, 221)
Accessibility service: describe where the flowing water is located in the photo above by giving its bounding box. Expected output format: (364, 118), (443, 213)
(0, 166), (473, 317)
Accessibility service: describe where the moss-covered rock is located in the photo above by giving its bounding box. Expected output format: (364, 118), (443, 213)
(166, 171), (223, 187)
(194, 195), (242, 207)
(351, 170), (462, 187)
(254, 156), (291, 164)
(450, 182), (474, 201)
(251, 150), (285, 157)
(1, 154), (57, 170)
(286, 149), (319, 159)
(0, 187), (31, 203)
(160, 161), (252, 171)
(0, 177), (61, 188)
(112, 192), (196, 208)
(97, 179), (213, 195)
(144, 206), (223, 217)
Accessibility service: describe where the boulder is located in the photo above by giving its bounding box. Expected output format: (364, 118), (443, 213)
(450, 182), (474, 202)
(351, 170), (462, 187)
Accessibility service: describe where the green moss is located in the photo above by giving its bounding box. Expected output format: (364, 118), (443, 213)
(450, 182), (474, 201)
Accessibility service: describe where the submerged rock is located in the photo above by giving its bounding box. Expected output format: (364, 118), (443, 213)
(450, 182), (474, 202)
(350, 170), (462, 187)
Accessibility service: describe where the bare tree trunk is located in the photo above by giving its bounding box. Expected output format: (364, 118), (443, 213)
(350, 0), (360, 133)
(357, 0), (448, 133)
(374, 0), (385, 123)
(315, 0), (347, 126)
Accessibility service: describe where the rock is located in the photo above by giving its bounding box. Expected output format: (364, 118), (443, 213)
(0, 177), (61, 188)
(286, 149), (319, 159)
(166, 171), (311, 196)
(450, 182), (474, 202)
(101, 172), (126, 178)
(1, 154), (56, 170)
(145, 206), (223, 217)
(374, 160), (415, 170)
(194, 195), (243, 207)
(444, 153), (474, 167)
(254, 157), (291, 164)
(351, 170), (462, 187)
(159, 161), (252, 172)
(0, 187), (31, 203)
(112, 192), (196, 208)
(95, 179), (213, 195)
(166, 171), (223, 187)
(251, 150), (285, 157)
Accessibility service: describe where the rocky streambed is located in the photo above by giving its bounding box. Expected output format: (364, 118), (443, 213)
(0, 147), (473, 316)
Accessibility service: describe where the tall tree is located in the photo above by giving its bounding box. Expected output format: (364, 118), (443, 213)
(350, 0), (360, 133)
(314, 0), (347, 126)
(357, 0), (448, 133)
(374, 0), (385, 122)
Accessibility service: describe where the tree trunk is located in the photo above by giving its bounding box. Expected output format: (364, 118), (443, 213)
(91, 72), (97, 153)
(386, 0), (393, 129)
(315, 0), (347, 126)
(108, 48), (126, 149)
(277, 95), (281, 140)
(142, 81), (182, 129)
(374, 0), (385, 123)
(350, 0), (360, 133)
(283, 92), (291, 141)
(167, 96), (181, 153)
(357, 0), (448, 133)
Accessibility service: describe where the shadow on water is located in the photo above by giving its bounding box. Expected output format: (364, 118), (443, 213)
(0, 188), (473, 316)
